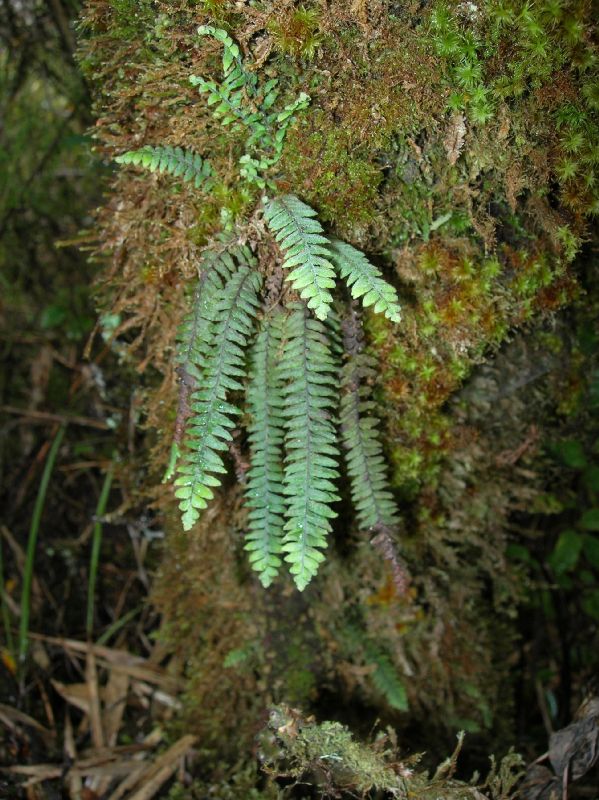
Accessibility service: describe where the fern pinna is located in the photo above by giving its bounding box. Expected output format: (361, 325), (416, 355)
(115, 25), (406, 590)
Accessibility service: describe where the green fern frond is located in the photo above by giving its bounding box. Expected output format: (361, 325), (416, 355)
(340, 311), (399, 531)
(263, 195), (336, 321)
(280, 303), (341, 590)
(163, 247), (241, 482)
(328, 239), (402, 323)
(191, 26), (261, 132)
(174, 267), (262, 531)
(366, 648), (409, 711)
(244, 311), (286, 588)
(115, 145), (214, 189)
(197, 25), (247, 84)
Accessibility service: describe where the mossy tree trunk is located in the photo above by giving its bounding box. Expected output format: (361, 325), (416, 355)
(79, 0), (598, 793)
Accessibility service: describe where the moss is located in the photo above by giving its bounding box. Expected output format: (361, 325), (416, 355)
(277, 113), (381, 236)
(107, 0), (156, 40)
(267, 6), (324, 61)
(82, 0), (598, 786)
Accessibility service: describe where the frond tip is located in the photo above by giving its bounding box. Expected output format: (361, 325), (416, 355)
(328, 239), (401, 323)
(264, 196), (336, 321)
(115, 145), (214, 189)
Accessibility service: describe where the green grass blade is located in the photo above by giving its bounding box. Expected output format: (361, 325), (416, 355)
(18, 424), (66, 670)
(96, 604), (142, 646)
(86, 462), (114, 639)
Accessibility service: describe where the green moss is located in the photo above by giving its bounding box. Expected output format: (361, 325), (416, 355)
(278, 114), (381, 235)
(267, 6), (324, 61)
(108, 0), (155, 40)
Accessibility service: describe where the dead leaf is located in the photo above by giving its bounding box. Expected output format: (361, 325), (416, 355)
(520, 764), (561, 800)
(444, 113), (466, 166)
(548, 711), (599, 782)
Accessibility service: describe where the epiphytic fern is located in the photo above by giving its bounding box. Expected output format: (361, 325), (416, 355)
(115, 145), (214, 190)
(263, 196), (403, 324)
(340, 308), (400, 532)
(164, 245), (244, 482)
(117, 28), (308, 191)
(175, 267), (262, 531)
(115, 28), (406, 591)
(244, 311), (286, 588)
(365, 645), (409, 711)
(280, 304), (341, 590)
(263, 195), (337, 321)
(328, 239), (402, 323)
(190, 25), (260, 132)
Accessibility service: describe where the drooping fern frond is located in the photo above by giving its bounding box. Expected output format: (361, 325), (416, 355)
(344, 623), (409, 711)
(328, 239), (402, 323)
(174, 267), (262, 531)
(115, 145), (214, 189)
(163, 246), (242, 482)
(280, 303), (341, 590)
(365, 646), (409, 711)
(263, 196), (336, 321)
(340, 308), (400, 531)
(244, 311), (286, 588)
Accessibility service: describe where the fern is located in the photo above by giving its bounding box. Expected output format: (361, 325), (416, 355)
(340, 310), (400, 531)
(263, 196), (336, 321)
(344, 623), (408, 711)
(280, 303), (341, 590)
(164, 246), (242, 482)
(174, 267), (262, 530)
(191, 26), (308, 185)
(244, 311), (286, 588)
(115, 145), (214, 189)
(366, 647), (409, 711)
(328, 239), (402, 323)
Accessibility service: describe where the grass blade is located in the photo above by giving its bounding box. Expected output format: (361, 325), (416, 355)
(18, 425), (66, 671)
(86, 462), (114, 639)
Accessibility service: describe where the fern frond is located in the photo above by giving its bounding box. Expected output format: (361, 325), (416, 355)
(163, 247), (240, 482)
(366, 646), (409, 711)
(192, 26), (261, 131)
(174, 267), (262, 530)
(244, 311), (286, 588)
(280, 303), (340, 590)
(328, 239), (401, 323)
(115, 145), (214, 189)
(340, 311), (399, 531)
(197, 25), (246, 83)
(264, 195), (336, 321)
